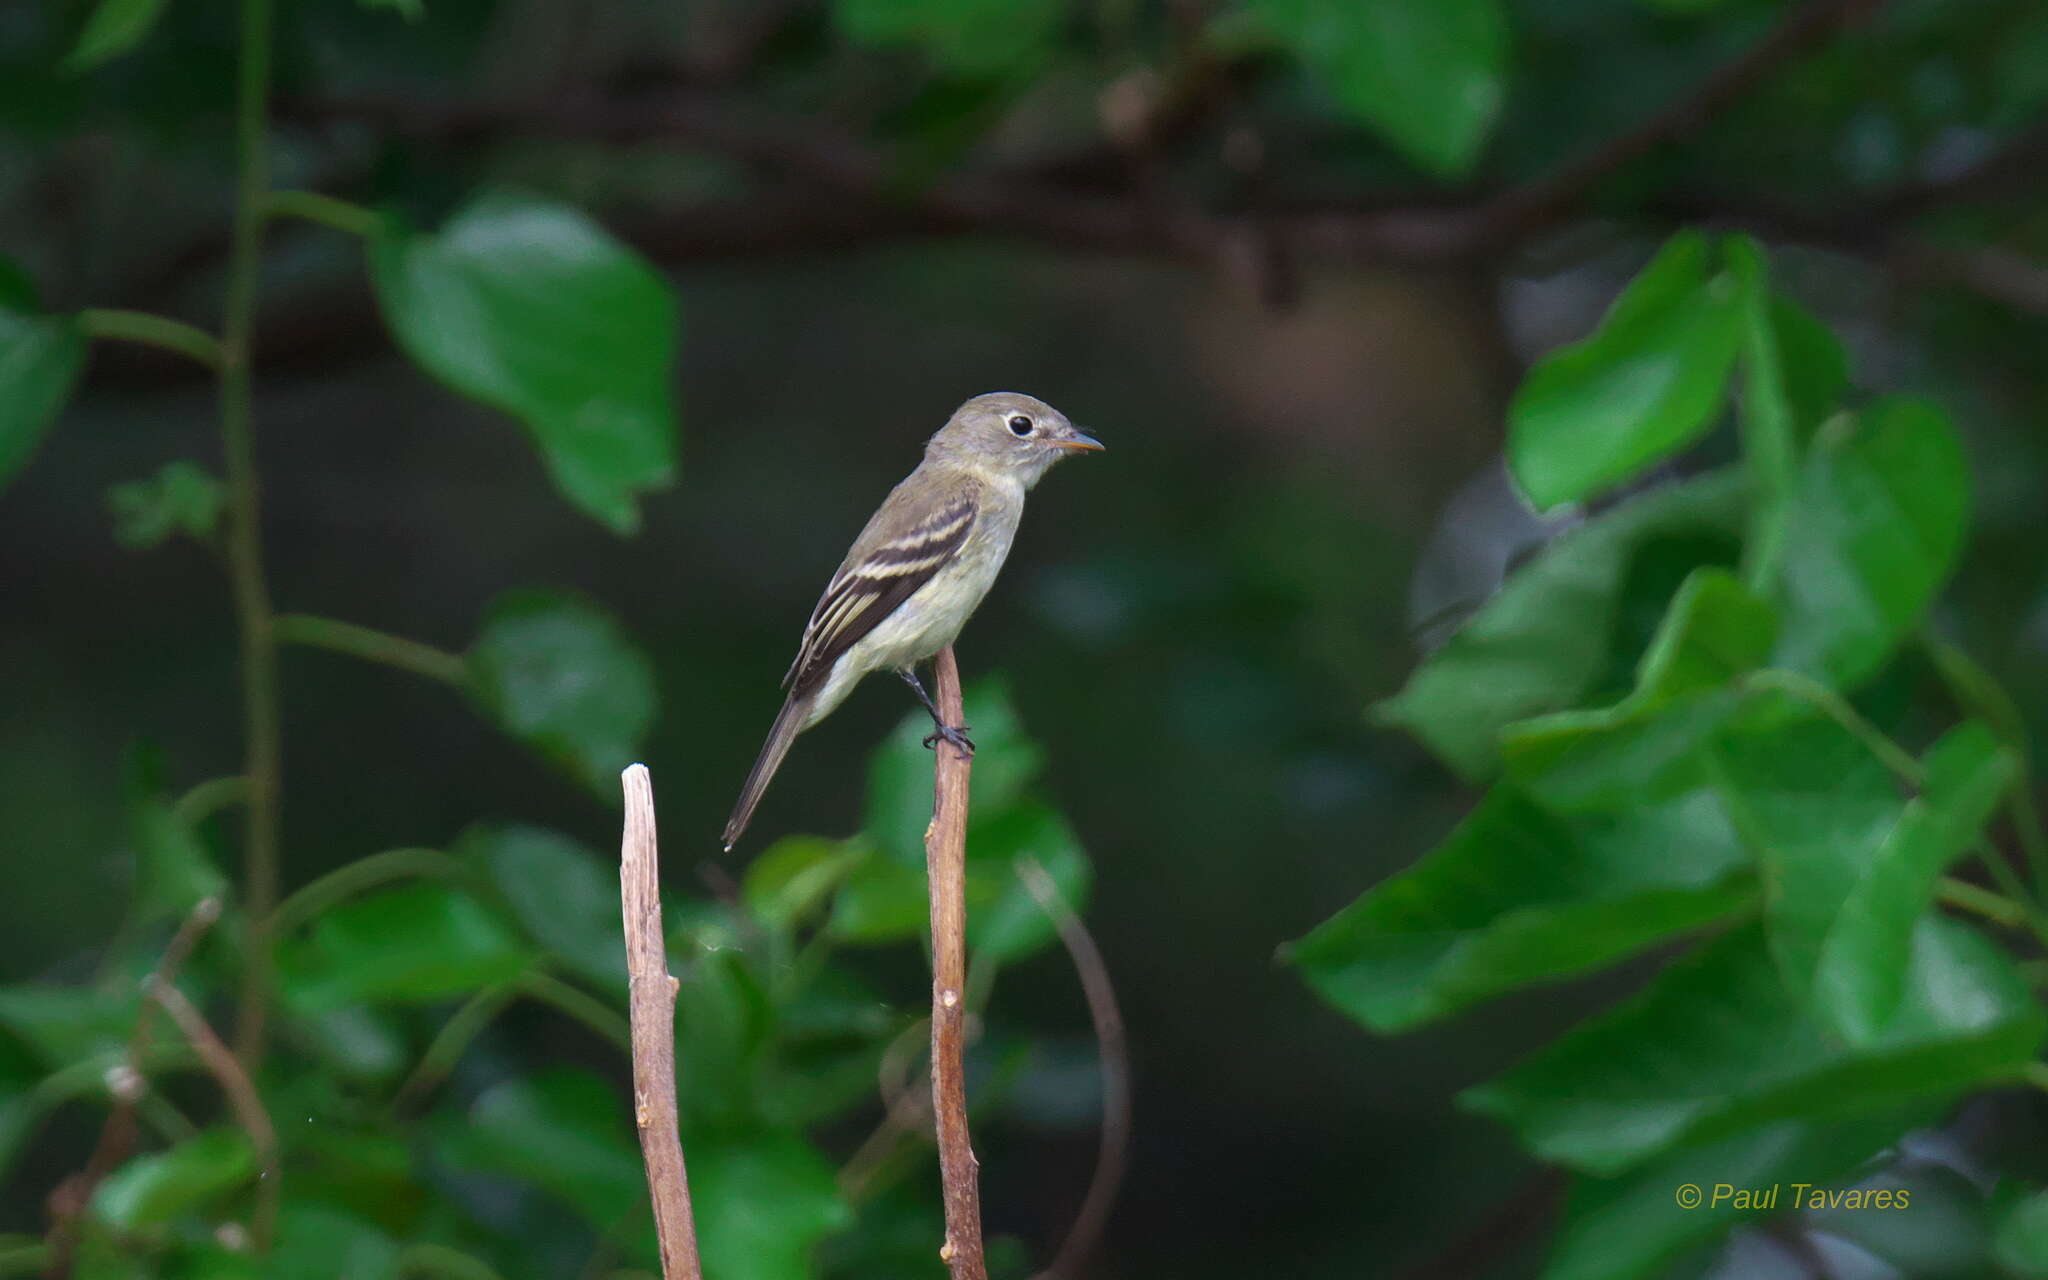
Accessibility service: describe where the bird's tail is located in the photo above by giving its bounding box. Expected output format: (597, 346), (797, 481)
(722, 694), (807, 851)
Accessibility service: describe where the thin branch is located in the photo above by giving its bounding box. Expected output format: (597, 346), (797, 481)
(260, 189), (381, 238)
(1938, 876), (2030, 930)
(272, 613), (468, 685)
(42, 898), (222, 1280)
(925, 646), (987, 1280)
(618, 764), (704, 1280)
(171, 776), (249, 828)
(224, 0), (284, 1070)
(1016, 860), (1129, 1280)
(149, 979), (278, 1253)
(1473, 0), (1885, 243)
(515, 969), (633, 1054)
(269, 846), (470, 938)
(76, 309), (223, 370)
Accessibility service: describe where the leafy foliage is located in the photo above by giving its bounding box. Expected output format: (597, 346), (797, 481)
(1302, 233), (2048, 1277)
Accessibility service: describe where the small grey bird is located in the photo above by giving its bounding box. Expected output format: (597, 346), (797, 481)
(722, 392), (1102, 850)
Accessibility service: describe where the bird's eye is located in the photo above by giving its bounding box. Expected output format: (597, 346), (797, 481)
(1007, 415), (1033, 436)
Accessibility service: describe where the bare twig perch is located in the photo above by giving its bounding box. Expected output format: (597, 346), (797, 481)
(620, 764), (705, 1280)
(1018, 859), (1130, 1280)
(149, 977), (279, 1251)
(925, 647), (989, 1278)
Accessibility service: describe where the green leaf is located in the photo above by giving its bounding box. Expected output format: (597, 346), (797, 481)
(1767, 294), (1850, 448)
(1500, 568), (1775, 811)
(827, 851), (927, 945)
(1249, 0), (1509, 177)
(675, 949), (774, 1129)
(1771, 398), (1968, 687)
(1291, 784), (1752, 1031)
(1728, 238), (1797, 590)
(1374, 469), (1748, 781)
(835, 0), (1066, 78)
(122, 743), (227, 923)
(0, 303), (86, 493)
(62, 0), (169, 72)
(0, 985), (138, 1069)
(965, 802), (1090, 964)
(743, 836), (864, 933)
(279, 882), (531, 1008)
(1997, 1189), (2048, 1279)
(691, 1132), (851, 1280)
(1462, 918), (2044, 1175)
(1810, 725), (2016, 1043)
(862, 678), (1044, 864)
(1543, 1109), (1935, 1280)
(265, 1204), (402, 1280)
(434, 1069), (644, 1231)
(92, 1130), (256, 1231)
(1712, 712), (1903, 999)
(464, 824), (625, 993)
(1508, 232), (1744, 510)
(371, 192), (680, 534)
(466, 589), (657, 796)
(105, 461), (226, 551)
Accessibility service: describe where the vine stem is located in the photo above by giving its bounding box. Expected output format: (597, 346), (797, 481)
(926, 646), (988, 1280)
(77, 309), (223, 369)
(223, 0), (282, 1071)
(272, 613), (467, 684)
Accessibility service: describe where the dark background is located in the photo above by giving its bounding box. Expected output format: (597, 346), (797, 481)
(6, 0), (2048, 1275)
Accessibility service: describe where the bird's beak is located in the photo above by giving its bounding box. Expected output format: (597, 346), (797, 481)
(1053, 431), (1105, 452)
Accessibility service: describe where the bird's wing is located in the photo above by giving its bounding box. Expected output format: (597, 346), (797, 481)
(783, 486), (978, 697)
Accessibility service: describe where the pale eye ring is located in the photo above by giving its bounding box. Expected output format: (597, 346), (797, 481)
(1007, 414), (1033, 436)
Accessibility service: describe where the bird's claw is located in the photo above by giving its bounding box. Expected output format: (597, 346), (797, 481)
(923, 723), (976, 754)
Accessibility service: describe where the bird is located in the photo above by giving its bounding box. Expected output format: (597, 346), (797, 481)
(721, 392), (1102, 850)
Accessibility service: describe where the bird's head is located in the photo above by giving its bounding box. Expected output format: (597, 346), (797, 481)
(927, 391), (1103, 487)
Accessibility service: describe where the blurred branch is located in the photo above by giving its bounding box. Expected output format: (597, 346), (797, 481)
(150, 972), (280, 1252)
(223, 0), (285, 1071)
(1391, 1170), (1564, 1280)
(926, 646), (988, 1280)
(1017, 860), (1129, 1280)
(1471, 0), (1886, 244)
(172, 776), (250, 827)
(618, 764), (706, 1280)
(89, 0), (2048, 399)
(272, 613), (467, 685)
(42, 898), (221, 1280)
(76, 310), (222, 370)
(268, 846), (470, 938)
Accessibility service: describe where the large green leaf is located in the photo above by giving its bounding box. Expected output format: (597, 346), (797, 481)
(0, 985), (138, 1069)
(1509, 232), (1744, 511)
(1462, 918), (2044, 1174)
(371, 192), (680, 534)
(1500, 567), (1775, 812)
(435, 1069), (646, 1232)
(464, 823), (625, 993)
(1771, 398), (1968, 687)
(835, 0), (1065, 78)
(123, 744), (227, 924)
(965, 801), (1091, 964)
(1374, 470), (1748, 782)
(1291, 784), (1752, 1032)
(264, 1204), (403, 1280)
(92, 1130), (256, 1231)
(1998, 1189), (2048, 1279)
(279, 882), (531, 1008)
(1744, 722), (2014, 1044)
(466, 589), (657, 797)
(1543, 1108), (1936, 1280)
(63, 0), (169, 70)
(690, 1132), (852, 1280)
(1249, 0), (1509, 176)
(743, 836), (865, 934)
(0, 303), (86, 493)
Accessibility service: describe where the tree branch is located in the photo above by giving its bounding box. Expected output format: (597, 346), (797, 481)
(43, 898), (222, 1280)
(925, 647), (987, 1280)
(1017, 860), (1129, 1280)
(618, 764), (705, 1280)
(150, 976), (279, 1253)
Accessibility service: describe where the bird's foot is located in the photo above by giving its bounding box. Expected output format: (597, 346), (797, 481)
(923, 722), (976, 754)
